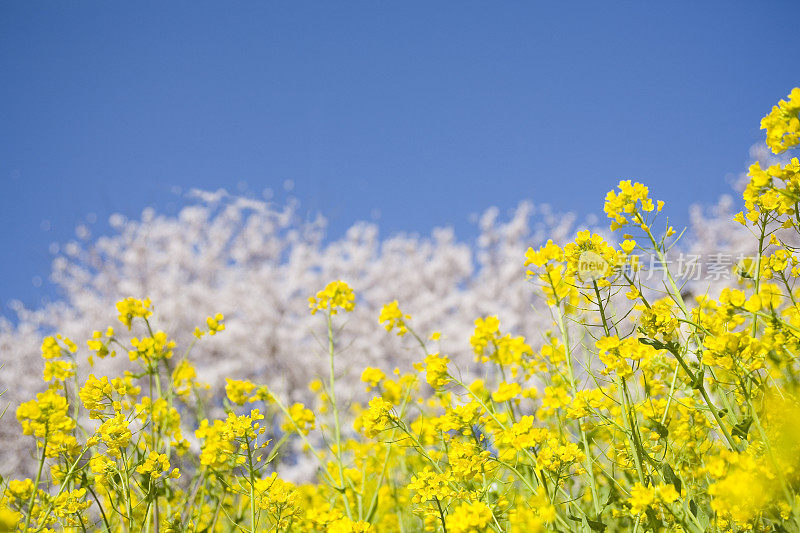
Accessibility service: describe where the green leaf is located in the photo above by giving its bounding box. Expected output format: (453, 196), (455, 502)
(689, 499), (698, 517)
(587, 518), (607, 532)
(649, 419), (669, 439)
(691, 368), (705, 390)
(568, 515), (607, 533)
(661, 463), (682, 494)
(732, 417), (753, 440)
(638, 337), (666, 350)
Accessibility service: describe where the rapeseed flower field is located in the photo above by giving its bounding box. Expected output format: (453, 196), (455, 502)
(2, 87), (800, 532)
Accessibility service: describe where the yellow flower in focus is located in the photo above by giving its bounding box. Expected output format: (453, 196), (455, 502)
(195, 418), (236, 470)
(743, 159), (800, 220)
(96, 412), (133, 457)
(761, 87), (800, 153)
(16, 388), (76, 444)
(448, 440), (492, 482)
(563, 230), (624, 283)
(604, 180), (658, 230)
(407, 467), (454, 504)
(89, 454), (117, 488)
(254, 473), (302, 526)
(51, 488), (91, 519)
(470, 316), (532, 368)
(308, 280), (356, 315)
(496, 416), (549, 453)
(355, 397), (395, 438)
(136, 450), (172, 479)
(595, 335), (657, 378)
(524, 239), (563, 268)
(637, 299), (679, 341)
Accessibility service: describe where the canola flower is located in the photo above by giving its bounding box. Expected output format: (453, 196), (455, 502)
(2, 88), (800, 533)
(308, 280), (356, 315)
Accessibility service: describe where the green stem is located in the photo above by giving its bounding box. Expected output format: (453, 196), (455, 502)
(592, 281), (647, 485)
(553, 302), (602, 516)
(24, 427), (48, 532)
(86, 485), (113, 533)
(326, 310), (352, 519)
(245, 434), (257, 531)
(434, 497), (448, 533)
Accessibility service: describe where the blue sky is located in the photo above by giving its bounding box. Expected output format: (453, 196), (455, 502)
(1, 1), (798, 318)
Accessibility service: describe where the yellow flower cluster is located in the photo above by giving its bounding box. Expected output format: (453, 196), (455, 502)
(135, 450), (178, 480)
(523, 238), (562, 268)
(627, 482), (679, 515)
(423, 352), (450, 389)
(355, 397), (395, 438)
(195, 313), (226, 338)
(172, 359), (204, 398)
(446, 501), (493, 533)
(79, 373), (139, 417)
(360, 366), (385, 391)
(637, 298), (679, 341)
(226, 378), (256, 405)
(282, 402), (315, 435)
(39, 335), (79, 383)
(761, 87), (800, 153)
(308, 280), (356, 315)
(115, 296), (152, 329)
(86, 327), (115, 363)
(563, 230), (626, 284)
(128, 330), (175, 366)
(604, 180), (663, 230)
(378, 300), (411, 336)
(595, 335), (658, 378)
(254, 472), (302, 527)
(496, 415), (548, 454)
(96, 412), (133, 456)
(16, 389), (78, 458)
(742, 158), (800, 221)
(6, 88), (800, 533)
(470, 316), (532, 371)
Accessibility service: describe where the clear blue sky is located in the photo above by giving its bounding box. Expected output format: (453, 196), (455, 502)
(1, 1), (798, 317)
